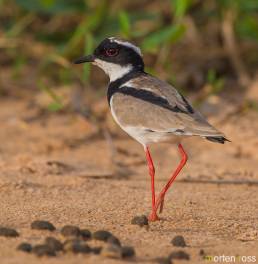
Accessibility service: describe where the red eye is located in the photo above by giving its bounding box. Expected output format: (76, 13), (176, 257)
(105, 48), (118, 57)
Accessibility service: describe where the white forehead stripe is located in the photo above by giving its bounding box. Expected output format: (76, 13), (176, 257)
(109, 37), (142, 57)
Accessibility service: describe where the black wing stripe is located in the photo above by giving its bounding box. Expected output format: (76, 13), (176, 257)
(179, 92), (194, 114)
(116, 86), (193, 114)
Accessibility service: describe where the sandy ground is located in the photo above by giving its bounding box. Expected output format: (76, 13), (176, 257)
(0, 96), (258, 264)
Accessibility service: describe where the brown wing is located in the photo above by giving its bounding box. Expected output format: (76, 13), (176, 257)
(112, 74), (225, 138)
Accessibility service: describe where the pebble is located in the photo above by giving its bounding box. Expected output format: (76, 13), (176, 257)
(156, 257), (172, 264)
(45, 237), (63, 251)
(32, 244), (56, 257)
(0, 227), (19, 237)
(199, 249), (205, 256)
(131, 215), (148, 227)
(80, 229), (91, 240)
(107, 235), (121, 247)
(61, 225), (80, 237)
(31, 220), (56, 231)
(121, 246), (135, 258)
(171, 235), (186, 247)
(92, 246), (102, 255)
(169, 250), (190, 260)
(93, 230), (113, 241)
(101, 244), (122, 259)
(63, 239), (78, 252)
(17, 242), (32, 252)
(63, 239), (91, 254)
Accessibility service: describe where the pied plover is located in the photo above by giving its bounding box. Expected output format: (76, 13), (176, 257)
(74, 37), (229, 221)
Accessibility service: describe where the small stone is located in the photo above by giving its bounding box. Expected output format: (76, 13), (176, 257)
(156, 257), (172, 264)
(131, 215), (148, 227)
(199, 249), (205, 256)
(45, 237), (63, 251)
(63, 239), (78, 252)
(73, 243), (91, 254)
(17, 242), (32, 252)
(121, 246), (135, 258)
(32, 244), (56, 257)
(169, 250), (190, 260)
(171, 235), (186, 247)
(63, 239), (91, 254)
(93, 230), (113, 241)
(31, 220), (55, 231)
(107, 235), (121, 247)
(92, 246), (102, 255)
(61, 225), (81, 237)
(0, 227), (19, 237)
(101, 244), (122, 259)
(80, 229), (91, 240)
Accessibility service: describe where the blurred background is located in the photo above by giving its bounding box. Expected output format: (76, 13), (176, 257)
(1, 0), (258, 113)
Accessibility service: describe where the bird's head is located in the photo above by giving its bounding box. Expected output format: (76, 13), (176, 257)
(74, 37), (144, 82)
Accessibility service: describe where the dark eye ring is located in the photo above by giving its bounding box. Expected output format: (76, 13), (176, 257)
(105, 48), (119, 57)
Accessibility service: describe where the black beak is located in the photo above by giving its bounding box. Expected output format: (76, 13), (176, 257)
(73, 54), (95, 64)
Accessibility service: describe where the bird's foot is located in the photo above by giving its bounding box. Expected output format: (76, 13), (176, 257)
(148, 211), (159, 221)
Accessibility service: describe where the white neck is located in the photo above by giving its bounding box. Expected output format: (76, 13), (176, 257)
(93, 59), (132, 82)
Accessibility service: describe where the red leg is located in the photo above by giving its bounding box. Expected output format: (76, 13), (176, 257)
(154, 144), (188, 217)
(144, 146), (159, 221)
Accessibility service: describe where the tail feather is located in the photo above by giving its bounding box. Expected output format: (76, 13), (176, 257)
(205, 136), (230, 144)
